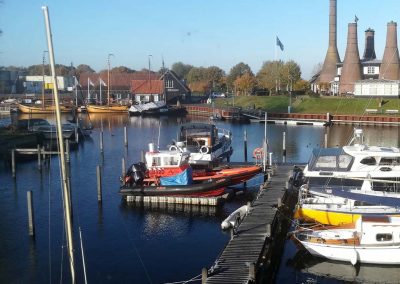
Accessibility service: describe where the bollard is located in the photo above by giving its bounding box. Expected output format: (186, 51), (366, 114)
(122, 157), (126, 178)
(37, 144), (42, 171)
(249, 262), (256, 281)
(201, 267), (208, 284)
(27, 191), (35, 236)
(124, 126), (128, 147)
(11, 149), (16, 178)
(277, 198), (282, 208)
(97, 165), (102, 203)
(100, 131), (104, 153)
(243, 130), (248, 163)
(282, 131), (286, 157)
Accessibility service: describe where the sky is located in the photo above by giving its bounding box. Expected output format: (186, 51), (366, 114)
(1, 0), (400, 79)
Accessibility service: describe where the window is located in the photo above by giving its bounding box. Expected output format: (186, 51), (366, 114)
(380, 157), (400, 165)
(376, 233), (392, 242)
(338, 154), (353, 168)
(315, 156), (337, 168)
(367, 66), (375, 74)
(360, 157), (376, 165)
(165, 80), (174, 89)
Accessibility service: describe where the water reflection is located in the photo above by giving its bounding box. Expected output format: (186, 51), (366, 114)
(291, 250), (400, 284)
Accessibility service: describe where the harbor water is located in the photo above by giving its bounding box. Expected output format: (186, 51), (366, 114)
(1, 113), (400, 283)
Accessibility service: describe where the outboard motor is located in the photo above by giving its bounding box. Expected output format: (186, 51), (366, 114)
(125, 162), (146, 186)
(291, 166), (304, 187)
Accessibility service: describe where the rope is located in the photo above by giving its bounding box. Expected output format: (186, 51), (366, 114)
(163, 273), (202, 284)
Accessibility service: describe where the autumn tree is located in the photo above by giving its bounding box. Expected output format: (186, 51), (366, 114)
(234, 72), (256, 96)
(227, 62), (253, 90)
(111, 66), (135, 73)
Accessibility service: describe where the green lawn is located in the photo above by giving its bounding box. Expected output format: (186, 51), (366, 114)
(213, 95), (400, 115)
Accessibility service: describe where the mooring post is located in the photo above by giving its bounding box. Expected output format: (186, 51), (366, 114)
(75, 127), (79, 143)
(324, 132), (328, 148)
(266, 223), (271, 237)
(65, 139), (70, 164)
(124, 126), (128, 147)
(37, 144), (42, 171)
(249, 262), (256, 281)
(11, 149), (16, 178)
(141, 150), (145, 163)
(100, 131), (104, 153)
(122, 157), (126, 179)
(244, 130), (248, 163)
(27, 191), (35, 237)
(97, 165), (102, 203)
(201, 267), (208, 284)
(282, 131), (286, 158)
(278, 198), (282, 208)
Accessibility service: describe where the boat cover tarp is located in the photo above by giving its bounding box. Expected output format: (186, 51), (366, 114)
(160, 168), (193, 186)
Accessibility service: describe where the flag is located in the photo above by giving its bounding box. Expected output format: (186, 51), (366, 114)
(74, 76), (81, 87)
(276, 36), (284, 51)
(99, 78), (107, 86)
(88, 78), (95, 87)
(355, 15), (359, 23)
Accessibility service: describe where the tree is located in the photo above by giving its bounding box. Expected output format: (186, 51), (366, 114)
(111, 66), (135, 73)
(171, 62), (193, 80)
(205, 66), (225, 91)
(234, 72), (256, 96)
(76, 64), (95, 78)
(227, 62), (253, 90)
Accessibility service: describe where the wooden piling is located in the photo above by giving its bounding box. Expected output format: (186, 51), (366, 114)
(122, 157), (126, 178)
(11, 149), (16, 178)
(243, 130), (248, 163)
(75, 127), (79, 143)
(141, 150), (145, 163)
(37, 144), (42, 171)
(249, 262), (256, 281)
(324, 132), (328, 148)
(100, 131), (104, 153)
(282, 131), (286, 157)
(27, 191), (35, 236)
(96, 165), (102, 203)
(65, 139), (70, 164)
(201, 268), (208, 284)
(124, 126), (128, 147)
(277, 198), (282, 208)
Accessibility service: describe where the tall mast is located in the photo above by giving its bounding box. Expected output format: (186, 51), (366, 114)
(42, 6), (76, 283)
(107, 53), (113, 106)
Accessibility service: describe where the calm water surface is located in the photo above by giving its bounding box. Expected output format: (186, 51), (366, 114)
(1, 113), (400, 283)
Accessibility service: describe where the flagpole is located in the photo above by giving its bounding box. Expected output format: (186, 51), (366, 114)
(99, 78), (102, 105)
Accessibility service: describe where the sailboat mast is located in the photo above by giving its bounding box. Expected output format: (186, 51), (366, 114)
(42, 6), (76, 283)
(107, 55), (110, 106)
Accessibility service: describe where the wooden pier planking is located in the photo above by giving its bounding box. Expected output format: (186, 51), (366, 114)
(205, 165), (294, 284)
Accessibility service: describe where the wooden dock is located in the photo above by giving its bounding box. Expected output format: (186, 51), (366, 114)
(204, 164), (296, 284)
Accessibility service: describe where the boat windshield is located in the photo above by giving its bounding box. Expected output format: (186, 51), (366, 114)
(308, 148), (354, 171)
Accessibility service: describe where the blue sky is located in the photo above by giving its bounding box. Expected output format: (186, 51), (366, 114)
(1, 0), (400, 79)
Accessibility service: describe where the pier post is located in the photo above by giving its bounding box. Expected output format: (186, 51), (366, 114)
(75, 127), (79, 143)
(97, 165), (102, 203)
(282, 131), (286, 161)
(37, 144), (42, 171)
(201, 268), (208, 284)
(11, 149), (16, 178)
(277, 198), (282, 208)
(243, 130), (248, 163)
(249, 262), (256, 281)
(122, 157), (126, 180)
(27, 191), (35, 237)
(266, 223), (271, 237)
(100, 131), (104, 154)
(124, 126), (128, 147)
(65, 139), (70, 164)
(324, 132), (328, 148)
(268, 152), (273, 167)
(141, 150), (145, 163)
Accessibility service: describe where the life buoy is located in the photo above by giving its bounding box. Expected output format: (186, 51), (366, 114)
(169, 145), (178, 151)
(200, 146), (209, 154)
(253, 147), (264, 159)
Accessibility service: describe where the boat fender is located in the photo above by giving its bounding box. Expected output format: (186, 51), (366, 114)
(200, 146), (209, 154)
(169, 145), (178, 151)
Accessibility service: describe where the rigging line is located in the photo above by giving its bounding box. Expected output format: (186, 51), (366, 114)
(79, 227), (88, 284)
(48, 144), (53, 284)
(163, 274), (201, 284)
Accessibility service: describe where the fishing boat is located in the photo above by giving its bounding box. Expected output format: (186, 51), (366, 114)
(303, 128), (400, 189)
(169, 123), (233, 167)
(294, 183), (400, 225)
(120, 143), (261, 197)
(292, 215), (400, 265)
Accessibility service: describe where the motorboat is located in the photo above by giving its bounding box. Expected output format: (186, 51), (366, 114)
(17, 118), (76, 140)
(169, 123), (233, 167)
(292, 215), (400, 265)
(120, 142), (261, 197)
(294, 183), (400, 225)
(128, 101), (186, 116)
(303, 128), (400, 188)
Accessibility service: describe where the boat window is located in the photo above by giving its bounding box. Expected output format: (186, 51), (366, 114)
(315, 156), (337, 168)
(380, 157), (400, 165)
(152, 157), (161, 166)
(376, 233), (392, 242)
(338, 154), (353, 168)
(360, 157), (376, 165)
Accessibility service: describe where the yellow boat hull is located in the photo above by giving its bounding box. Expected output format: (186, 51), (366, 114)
(18, 104), (72, 114)
(294, 207), (363, 226)
(86, 105), (128, 113)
